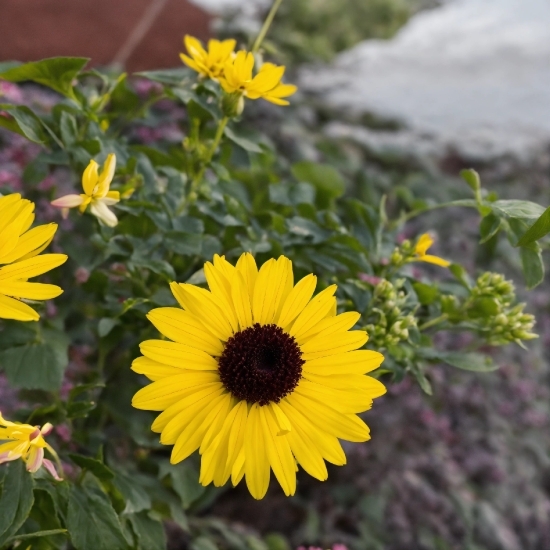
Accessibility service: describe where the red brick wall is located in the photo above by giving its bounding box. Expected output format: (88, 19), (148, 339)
(0, 0), (211, 72)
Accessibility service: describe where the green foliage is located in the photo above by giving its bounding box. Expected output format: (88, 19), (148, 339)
(0, 40), (546, 549)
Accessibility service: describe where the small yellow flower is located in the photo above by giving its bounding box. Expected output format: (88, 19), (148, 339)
(413, 233), (450, 267)
(220, 51), (297, 106)
(180, 35), (236, 80)
(132, 253), (385, 499)
(0, 193), (67, 321)
(51, 154), (119, 227)
(0, 413), (62, 479)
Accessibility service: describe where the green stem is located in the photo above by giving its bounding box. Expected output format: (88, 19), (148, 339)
(251, 0), (284, 54)
(419, 314), (448, 331)
(178, 117), (229, 214)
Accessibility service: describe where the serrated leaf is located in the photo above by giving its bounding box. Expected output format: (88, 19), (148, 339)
(0, 57), (89, 99)
(67, 484), (129, 550)
(517, 205), (550, 246)
(0, 461), (34, 544)
(0, 342), (66, 391)
(128, 512), (166, 550)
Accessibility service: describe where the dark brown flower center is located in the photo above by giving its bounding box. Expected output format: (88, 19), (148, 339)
(218, 323), (304, 405)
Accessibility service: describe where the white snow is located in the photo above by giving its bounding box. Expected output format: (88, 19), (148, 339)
(301, 0), (550, 159)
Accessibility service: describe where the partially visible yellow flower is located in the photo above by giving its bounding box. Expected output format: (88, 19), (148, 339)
(132, 253), (385, 499)
(0, 413), (62, 479)
(180, 35), (236, 80)
(220, 51), (297, 106)
(413, 233), (450, 267)
(51, 154), (119, 227)
(0, 194), (67, 322)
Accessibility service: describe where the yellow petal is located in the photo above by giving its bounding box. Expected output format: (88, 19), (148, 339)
(304, 372), (386, 398)
(0, 254), (67, 282)
(288, 392), (371, 442)
(414, 233), (433, 256)
(204, 262), (239, 332)
(131, 356), (191, 381)
(151, 384), (225, 433)
(170, 393), (230, 463)
(200, 394), (236, 453)
(96, 153), (116, 197)
(235, 252), (258, 300)
(279, 399), (346, 465)
(231, 271), (253, 330)
(300, 331), (368, 361)
(244, 403), (270, 499)
(417, 254), (451, 267)
(0, 281), (62, 300)
(260, 405), (296, 496)
(146, 308), (224, 356)
(288, 285), (337, 339)
(51, 194), (85, 209)
(139, 339), (219, 369)
(269, 402), (291, 435)
(0, 294), (39, 321)
(131, 373), (221, 411)
(81, 160), (99, 196)
(165, 389), (227, 449)
(303, 350), (384, 376)
(295, 378), (373, 414)
(297, 311), (360, 344)
(170, 283), (234, 342)
(225, 400), (248, 470)
(277, 274), (317, 328)
(0, 224), (57, 264)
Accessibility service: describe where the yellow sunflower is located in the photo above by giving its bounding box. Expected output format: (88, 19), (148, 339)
(132, 253), (385, 499)
(219, 51), (297, 106)
(0, 193), (67, 321)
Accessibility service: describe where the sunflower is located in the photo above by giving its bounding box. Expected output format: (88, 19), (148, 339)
(51, 154), (119, 227)
(219, 51), (297, 106)
(412, 233), (450, 267)
(132, 253), (385, 499)
(0, 412), (62, 479)
(0, 193), (67, 321)
(180, 35), (236, 80)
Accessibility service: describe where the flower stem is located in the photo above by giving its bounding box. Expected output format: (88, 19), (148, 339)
(419, 314), (448, 331)
(251, 0), (284, 54)
(178, 116), (229, 214)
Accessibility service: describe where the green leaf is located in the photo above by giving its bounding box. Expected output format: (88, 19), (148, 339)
(491, 200), (545, 220)
(128, 512), (167, 550)
(0, 342), (67, 391)
(191, 537), (219, 550)
(420, 350), (498, 372)
(98, 318), (119, 337)
(449, 264), (472, 289)
(412, 282), (439, 305)
(5, 529), (68, 544)
(410, 364), (432, 395)
(0, 57), (89, 99)
(112, 471), (151, 514)
(291, 161), (345, 207)
(159, 461), (205, 509)
(0, 104), (45, 143)
(460, 168), (480, 192)
(0, 461), (35, 544)
(479, 212), (501, 244)
(60, 110), (78, 146)
(517, 205), (550, 246)
(69, 454), (114, 481)
(224, 126), (262, 153)
(136, 68), (191, 86)
(520, 244), (545, 289)
(67, 484), (129, 550)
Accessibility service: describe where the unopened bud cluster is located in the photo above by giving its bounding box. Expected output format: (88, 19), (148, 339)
(390, 240), (413, 267)
(472, 272), (515, 306)
(365, 279), (418, 348)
